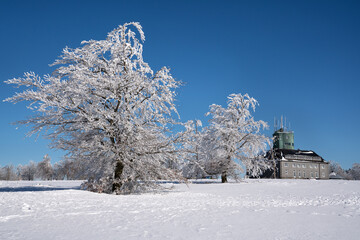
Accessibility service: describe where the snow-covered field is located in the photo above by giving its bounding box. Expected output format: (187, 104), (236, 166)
(1, 179), (360, 240)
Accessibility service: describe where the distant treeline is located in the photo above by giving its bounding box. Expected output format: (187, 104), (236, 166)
(1, 155), (359, 181)
(0, 155), (87, 181)
(329, 162), (360, 180)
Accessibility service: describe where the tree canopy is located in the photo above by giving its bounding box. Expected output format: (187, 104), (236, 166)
(5, 22), (183, 193)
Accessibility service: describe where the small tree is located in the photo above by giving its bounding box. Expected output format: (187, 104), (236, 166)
(5, 23), (183, 193)
(36, 154), (53, 180)
(16, 165), (22, 180)
(329, 161), (352, 180)
(20, 161), (37, 181)
(205, 93), (270, 183)
(0, 165), (17, 180)
(53, 161), (65, 180)
(349, 163), (360, 180)
(181, 120), (207, 179)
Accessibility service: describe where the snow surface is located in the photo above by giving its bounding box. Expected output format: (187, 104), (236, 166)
(1, 179), (360, 240)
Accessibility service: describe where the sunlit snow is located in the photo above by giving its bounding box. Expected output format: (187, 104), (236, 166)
(1, 179), (360, 239)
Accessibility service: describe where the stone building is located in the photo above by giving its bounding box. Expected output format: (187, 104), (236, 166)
(270, 148), (329, 179)
(259, 128), (329, 179)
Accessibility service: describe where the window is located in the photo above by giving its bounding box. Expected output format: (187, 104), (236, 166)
(284, 163), (288, 167)
(302, 164), (306, 168)
(285, 170), (288, 175)
(321, 165), (325, 169)
(311, 172), (314, 178)
(292, 163), (296, 168)
(293, 170), (296, 178)
(310, 165), (313, 169)
(315, 165), (318, 169)
(316, 172), (319, 178)
(322, 172), (325, 178)
(303, 171), (306, 178)
(298, 171), (301, 177)
(297, 164), (300, 168)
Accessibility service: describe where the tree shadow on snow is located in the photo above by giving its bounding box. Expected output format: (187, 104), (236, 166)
(0, 186), (81, 192)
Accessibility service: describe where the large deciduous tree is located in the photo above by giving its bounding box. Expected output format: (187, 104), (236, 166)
(205, 93), (270, 182)
(5, 22), (183, 193)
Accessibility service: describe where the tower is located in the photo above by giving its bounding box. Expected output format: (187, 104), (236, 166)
(273, 116), (294, 149)
(273, 128), (294, 149)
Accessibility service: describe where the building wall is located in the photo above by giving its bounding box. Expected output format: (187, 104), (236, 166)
(279, 161), (329, 179)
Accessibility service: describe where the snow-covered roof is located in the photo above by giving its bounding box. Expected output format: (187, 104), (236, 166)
(268, 148), (325, 162)
(329, 172), (345, 179)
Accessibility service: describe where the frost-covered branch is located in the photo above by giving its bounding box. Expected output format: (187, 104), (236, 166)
(203, 93), (271, 182)
(4, 23), (184, 194)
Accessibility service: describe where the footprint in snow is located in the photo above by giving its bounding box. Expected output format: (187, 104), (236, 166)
(22, 203), (33, 213)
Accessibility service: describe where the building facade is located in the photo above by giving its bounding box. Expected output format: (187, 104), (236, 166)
(258, 127), (329, 179)
(273, 149), (329, 179)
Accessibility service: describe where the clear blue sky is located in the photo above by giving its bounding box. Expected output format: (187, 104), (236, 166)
(1, 0), (359, 169)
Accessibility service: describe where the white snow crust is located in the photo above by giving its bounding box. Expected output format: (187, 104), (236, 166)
(1, 179), (360, 240)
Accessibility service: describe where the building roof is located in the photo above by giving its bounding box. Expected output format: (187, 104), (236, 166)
(267, 148), (326, 162)
(329, 172), (345, 179)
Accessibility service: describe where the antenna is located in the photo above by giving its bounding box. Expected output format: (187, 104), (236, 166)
(274, 117), (276, 132)
(275, 116), (293, 132)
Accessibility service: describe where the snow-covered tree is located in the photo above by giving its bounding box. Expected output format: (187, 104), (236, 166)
(329, 161), (352, 180)
(196, 127), (225, 178)
(36, 154), (53, 180)
(205, 93), (270, 182)
(20, 161), (37, 181)
(181, 120), (207, 179)
(52, 158), (82, 180)
(16, 165), (23, 180)
(0, 165), (18, 180)
(245, 153), (275, 178)
(349, 163), (360, 180)
(52, 161), (66, 180)
(5, 22), (183, 193)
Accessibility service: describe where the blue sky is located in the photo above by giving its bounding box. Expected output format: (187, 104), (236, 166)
(0, 0), (359, 169)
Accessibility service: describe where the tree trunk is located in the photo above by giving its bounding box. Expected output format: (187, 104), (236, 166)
(112, 161), (124, 192)
(221, 172), (228, 183)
